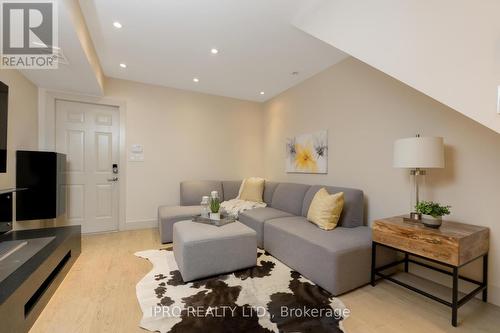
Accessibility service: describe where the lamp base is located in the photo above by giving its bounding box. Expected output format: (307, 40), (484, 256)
(405, 212), (422, 221)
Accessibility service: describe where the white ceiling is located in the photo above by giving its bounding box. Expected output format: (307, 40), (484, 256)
(79, 0), (347, 101)
(20, 0), (103, 96)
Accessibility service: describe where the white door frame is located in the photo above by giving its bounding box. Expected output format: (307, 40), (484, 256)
(41, 90), (127, 232)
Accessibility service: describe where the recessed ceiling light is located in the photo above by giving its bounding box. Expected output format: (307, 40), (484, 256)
(193, 78), (199, 83)
(260, 91), (265, 95)
(113, 21), (122, 29)
(210, 48), (219, 54)
(119, 63), (127, 68)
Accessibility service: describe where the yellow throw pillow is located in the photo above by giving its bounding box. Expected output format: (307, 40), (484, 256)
(239, 177), (265, 203)
(307, 188), (344, 230)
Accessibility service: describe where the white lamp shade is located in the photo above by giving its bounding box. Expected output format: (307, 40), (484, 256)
(393, 136), (444, 168)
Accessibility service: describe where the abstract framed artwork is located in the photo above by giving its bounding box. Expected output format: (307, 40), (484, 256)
(286, 130), (328, 174)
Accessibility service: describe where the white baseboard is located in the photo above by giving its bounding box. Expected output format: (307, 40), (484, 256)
(122, 219), (158, 231)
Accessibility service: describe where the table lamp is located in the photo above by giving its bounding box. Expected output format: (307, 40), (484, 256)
(393, 135), (444, 220)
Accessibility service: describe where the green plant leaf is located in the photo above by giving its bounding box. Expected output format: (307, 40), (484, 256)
(415, 201), (451, 217)
(210, 197), (220, 213)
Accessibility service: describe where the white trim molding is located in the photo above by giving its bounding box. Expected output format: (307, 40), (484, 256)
(123, 219), (158, 231)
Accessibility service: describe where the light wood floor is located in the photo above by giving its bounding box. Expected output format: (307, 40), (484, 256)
(29, 228), (500, 333)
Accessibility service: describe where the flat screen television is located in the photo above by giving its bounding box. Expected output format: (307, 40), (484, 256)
(0, 81), (8, 173)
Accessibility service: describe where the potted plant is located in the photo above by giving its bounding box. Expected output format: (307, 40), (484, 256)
(209, 196), (221, 220)
(415, 201), (451, 228)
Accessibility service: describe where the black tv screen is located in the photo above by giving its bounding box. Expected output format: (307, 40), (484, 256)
(0, 81), (8, 173)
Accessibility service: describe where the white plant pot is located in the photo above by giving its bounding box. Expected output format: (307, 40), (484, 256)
(422, 215), (442, 228)
(210, 212), (220, 220)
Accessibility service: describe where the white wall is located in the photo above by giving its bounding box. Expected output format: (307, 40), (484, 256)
(41, 78), (265, 228)
(295, 0), (500, 134)
(0, 70), (46, 230)
(105, 78), (264, 226)
(263, 57), (500, 306)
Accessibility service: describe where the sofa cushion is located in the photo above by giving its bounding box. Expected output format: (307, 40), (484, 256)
(173, 221), (256, 282)
(238, 207), (292, 248)
(263, 216), (374, 295)
(307, 188), (344, 230)
(180, 181), (222, 206)
(221, 180), (242, 201)
(270, 183), (310, 215)
(158, 205), (200, 243)
(263, 181), (279, 205)
(302, 185), (364, 227)
(239, 177), (265, 202)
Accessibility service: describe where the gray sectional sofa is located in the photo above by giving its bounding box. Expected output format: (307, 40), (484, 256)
(158, 180), (394, 295)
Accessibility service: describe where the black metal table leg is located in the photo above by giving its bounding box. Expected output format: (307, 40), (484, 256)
(371, 242), (377, 286)
(482, 254), (488, 302)
(372, 242), (487, 327)
(452, 267), (459, 327)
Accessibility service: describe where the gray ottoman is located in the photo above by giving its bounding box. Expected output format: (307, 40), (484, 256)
(173, 220), (257, 282)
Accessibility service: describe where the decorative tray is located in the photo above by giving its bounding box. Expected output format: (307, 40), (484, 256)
(192, 215), (236, 227)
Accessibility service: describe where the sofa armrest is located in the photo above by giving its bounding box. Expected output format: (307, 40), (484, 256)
(158, 205), (200, 243)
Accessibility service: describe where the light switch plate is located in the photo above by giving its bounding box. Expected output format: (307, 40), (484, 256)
(131, 144), (144, 153)
(129, 154), (144, 162)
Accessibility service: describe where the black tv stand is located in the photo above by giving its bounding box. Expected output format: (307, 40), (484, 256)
(0, 188), (27, 234)
(0, 226), (81, 333)
(0, 240), (28, 261)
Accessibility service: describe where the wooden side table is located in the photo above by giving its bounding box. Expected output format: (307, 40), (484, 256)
(371, 216), (489, 327)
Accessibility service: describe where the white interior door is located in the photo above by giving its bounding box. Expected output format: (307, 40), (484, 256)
(55, 100), (120, 233)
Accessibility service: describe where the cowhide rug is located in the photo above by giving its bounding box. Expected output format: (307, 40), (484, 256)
(135, 248), (349, 333)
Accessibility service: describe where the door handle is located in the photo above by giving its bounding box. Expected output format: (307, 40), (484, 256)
(107, 177), (119, 182)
